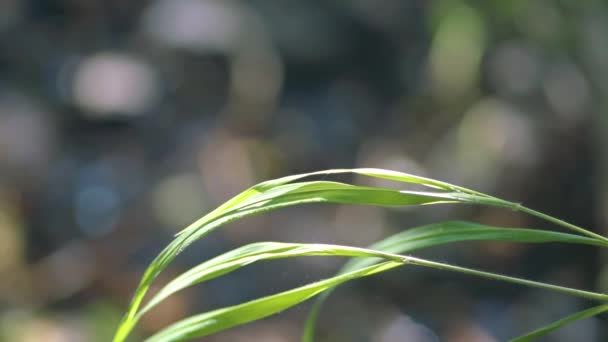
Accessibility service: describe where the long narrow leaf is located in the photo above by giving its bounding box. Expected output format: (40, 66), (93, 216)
(138, 242), (406, 320)
(114, 181), (481, 342)
(175, 166), (503, 239)
(173, 167), (483, 238)
(145, 240), (608, 342)
(144, 261), (403, 342)
(510, 304), (608, 342)
(115, 168), (608, 342)
(302, 221), (605, 341)
(139, 222), (602, 339)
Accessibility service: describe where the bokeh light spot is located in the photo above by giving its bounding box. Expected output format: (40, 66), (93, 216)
(73, 53), (159, 116)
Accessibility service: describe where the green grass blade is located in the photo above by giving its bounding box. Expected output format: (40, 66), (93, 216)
(115, 169), (608, 342)
(175, 166), (502, 239)
(510, 304), (608, 342)
(172, 167), (473, 238)
(114, 182), (476, 342)
(405, 256), (608, 301)
(343, 221), (605, 272)
(142, 238), (608, 342)
(302, 221), (605, 342)
(251, 168), (477, 193)
(254, 168), (608, 243)
(138, 242), (406, 321)
(144, 261), (403, 342)
(178, 167), (606, 242)
(137, 222), (603, 341)
(234, 181), (463, 208)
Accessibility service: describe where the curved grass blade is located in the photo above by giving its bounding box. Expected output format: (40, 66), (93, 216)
(115, 169), (608, 342)
(113, 182), (479, 342)
(181, 167), (606, 242)
(174, 166), (504, 239)
(144, 261), (403, 342)
(208, 167), (608, 243)
(137, 242), (406, 321)
(145, 241), (608, 342)
(138, 222), (603, 339)
(302, 221), (606, 341)
(173, 167), (479, 238)
(510, 304), (608, 342)
(343, 221), (606, 272)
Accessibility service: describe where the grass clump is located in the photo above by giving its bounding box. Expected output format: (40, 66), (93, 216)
(112, 168), (608, 341)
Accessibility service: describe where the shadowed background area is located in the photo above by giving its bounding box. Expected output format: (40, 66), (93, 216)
(1, 1), (608, 341)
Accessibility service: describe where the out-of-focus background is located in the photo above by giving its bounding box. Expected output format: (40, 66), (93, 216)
(1, 1), (608, 341)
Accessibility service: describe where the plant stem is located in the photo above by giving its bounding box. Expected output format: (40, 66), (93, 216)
(404, 256), (608, 302)
(518, 206), (608, 245)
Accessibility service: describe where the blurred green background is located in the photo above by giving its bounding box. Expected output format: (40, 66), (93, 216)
(1, 0), (608, 341)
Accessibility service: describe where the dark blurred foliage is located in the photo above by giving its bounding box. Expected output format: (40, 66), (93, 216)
(1, 1), (608, 341)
